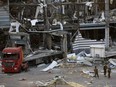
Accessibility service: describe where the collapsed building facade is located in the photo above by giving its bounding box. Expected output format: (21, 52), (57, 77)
(0, 0), (116, 56)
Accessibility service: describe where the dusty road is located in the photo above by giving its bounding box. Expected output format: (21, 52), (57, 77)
(0, 63), (116, 87)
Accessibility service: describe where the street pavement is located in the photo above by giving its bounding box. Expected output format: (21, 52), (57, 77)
(0, 63), (116, 87)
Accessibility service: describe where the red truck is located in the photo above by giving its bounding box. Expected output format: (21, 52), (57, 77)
(1, 47), (28, 73)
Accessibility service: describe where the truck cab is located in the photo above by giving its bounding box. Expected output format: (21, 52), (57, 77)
(1, 47), (23, 73)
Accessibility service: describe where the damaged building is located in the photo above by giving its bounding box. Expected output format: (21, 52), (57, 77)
(0, 0), (116, 58)
(0, 0), (116, 87)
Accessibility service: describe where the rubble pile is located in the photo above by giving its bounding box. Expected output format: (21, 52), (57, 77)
(31, 76), (85, 87)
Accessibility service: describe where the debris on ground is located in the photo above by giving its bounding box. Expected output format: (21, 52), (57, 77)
(67, 51), (93, 66)
(61, 63), (77, 68)
(0, 85), (5, 87)
(109, 59), (116, 68)
(67, 53), (77, 63)
(81, 69), (94, 77)
(18, 78), (26, 81)
(41, 61), (58, 71)
(28, 81), (45, 87)
(30, 76), (85, 87)
(68, 82), (85, 87)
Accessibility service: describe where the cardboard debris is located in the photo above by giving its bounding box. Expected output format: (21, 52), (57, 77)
(61, 63), (77, 68)
(68, 82), (85, 87)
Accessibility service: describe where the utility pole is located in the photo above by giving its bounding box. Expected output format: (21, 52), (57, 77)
(105, 0), (110, 49)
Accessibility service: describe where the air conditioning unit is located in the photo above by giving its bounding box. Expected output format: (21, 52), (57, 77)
(90, 45), (105, 58)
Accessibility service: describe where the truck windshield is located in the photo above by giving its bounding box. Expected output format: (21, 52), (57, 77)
(2, 54), (19, 60)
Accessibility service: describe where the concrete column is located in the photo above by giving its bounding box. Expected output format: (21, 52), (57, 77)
(44, 0), (52, 50)
(105, 0), (110, 49)
(62, 34), (67, 62)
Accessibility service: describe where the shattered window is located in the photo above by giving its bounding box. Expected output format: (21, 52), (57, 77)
(2, 54), (19, 60)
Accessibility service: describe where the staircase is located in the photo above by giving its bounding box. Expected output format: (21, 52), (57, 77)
(72, 32), (105, 54)
(0, 6), (10, 28)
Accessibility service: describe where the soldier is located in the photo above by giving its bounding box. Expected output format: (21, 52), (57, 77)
(94, 66), (99, 78)
(108, 67), (111, 78)
(103, 64), (108, 77)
